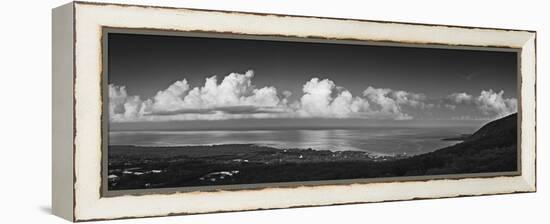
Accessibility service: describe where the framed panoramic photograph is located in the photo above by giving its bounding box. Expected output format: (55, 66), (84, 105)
(52, 1), (536, 222)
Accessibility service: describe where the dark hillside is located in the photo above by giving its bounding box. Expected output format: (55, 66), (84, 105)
(391, 113), (518, 175)
(467, 113), (517, 142)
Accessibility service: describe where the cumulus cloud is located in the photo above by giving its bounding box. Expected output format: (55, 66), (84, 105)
(390, 90), (431, 108)
(475, 89), (517, 117)
(108, 85), (147, 122)
(150, 79), (190, 112)
(446, 92), (473, 104)
(362, 87), (412, 120)
(109, 72), (429, 122)
(108, 70), (517, 122)
(109, 70), (293, 122)
(297, 78), (370, 118)
(150, 70), (282, 114)
(444, 90), (517, 118)
(295, 79), (430, 120)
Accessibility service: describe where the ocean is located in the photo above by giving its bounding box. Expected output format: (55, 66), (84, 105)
(109, 126), (477, 156)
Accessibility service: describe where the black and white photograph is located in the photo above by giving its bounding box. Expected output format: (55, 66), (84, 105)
(106, 31), (519, 191)
(4, 0), (546, 222)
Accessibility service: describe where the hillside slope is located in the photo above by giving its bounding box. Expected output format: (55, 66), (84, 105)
(390, 113), (518, 176)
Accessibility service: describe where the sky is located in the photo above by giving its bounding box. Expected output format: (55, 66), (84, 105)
(108, 33), (518, 130)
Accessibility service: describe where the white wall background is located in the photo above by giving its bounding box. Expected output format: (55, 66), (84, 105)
(0, 0), (546, 223)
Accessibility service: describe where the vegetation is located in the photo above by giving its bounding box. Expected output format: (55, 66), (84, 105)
(108, 113), (517, 190)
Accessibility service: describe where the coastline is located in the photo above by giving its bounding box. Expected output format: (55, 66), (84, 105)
(107, 113), (518, 191)
(108, 144), (408, 190)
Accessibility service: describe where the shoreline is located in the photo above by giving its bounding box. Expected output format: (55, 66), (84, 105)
(108, 144), (409, 161)
(107, 144), (410, 190)
(107, 114), (517, 191)
(107, 138), (516, 191)
(109, 143), (406, 157)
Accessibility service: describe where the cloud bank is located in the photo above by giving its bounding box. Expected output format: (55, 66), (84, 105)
(476, 90), (517, 117)
(109, 70), (517, 122)
(444, 90), (517, 118)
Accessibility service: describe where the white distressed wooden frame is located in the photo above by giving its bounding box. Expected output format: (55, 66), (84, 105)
(52, 1), (536, 222)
